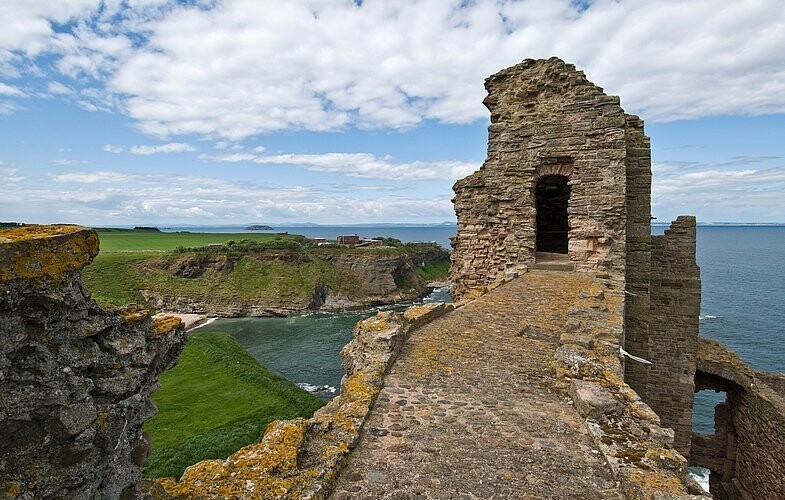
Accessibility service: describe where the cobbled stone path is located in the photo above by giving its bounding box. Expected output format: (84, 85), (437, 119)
(332, 271), (622, 499)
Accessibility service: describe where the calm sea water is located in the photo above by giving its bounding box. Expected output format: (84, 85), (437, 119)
(163, 225), (457, 250)
(196, 286), (453, 396)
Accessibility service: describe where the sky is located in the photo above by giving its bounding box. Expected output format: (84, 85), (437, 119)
(1, 0), (785, 226)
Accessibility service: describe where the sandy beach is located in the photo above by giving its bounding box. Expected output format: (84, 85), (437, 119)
(152, 312), (216, 332)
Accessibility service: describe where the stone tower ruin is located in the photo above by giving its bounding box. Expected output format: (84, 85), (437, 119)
(451, 57), (701, 456)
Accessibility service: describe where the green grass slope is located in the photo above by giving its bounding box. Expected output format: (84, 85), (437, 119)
(142, 332), (324, 479)
(95, 229), (286, 251)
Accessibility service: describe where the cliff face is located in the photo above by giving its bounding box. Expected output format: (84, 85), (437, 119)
(0, 225), (186, 499)
(130, 246), (450, 316)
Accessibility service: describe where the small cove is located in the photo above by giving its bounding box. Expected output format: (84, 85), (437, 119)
(196, 285), (452, 399)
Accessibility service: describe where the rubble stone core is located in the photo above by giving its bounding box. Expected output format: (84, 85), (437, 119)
(0, 225), (187, 499)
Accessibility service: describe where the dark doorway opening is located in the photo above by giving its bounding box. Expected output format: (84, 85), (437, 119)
(535, 175), (570, 254)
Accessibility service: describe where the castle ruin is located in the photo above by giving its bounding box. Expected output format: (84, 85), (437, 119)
(451, 57), (784, 499)
(0, 59), (783, 500)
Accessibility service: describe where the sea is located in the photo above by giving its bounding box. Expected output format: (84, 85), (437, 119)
(189, 224), (784, 492)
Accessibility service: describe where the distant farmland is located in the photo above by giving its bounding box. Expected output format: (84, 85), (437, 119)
(94, 228), (293, 252)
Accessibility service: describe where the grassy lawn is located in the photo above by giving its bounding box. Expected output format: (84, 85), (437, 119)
(143, 332), (324, 479)
(95, 228), (287, 251)
(415, 260), (451, 281)
(82, 252), (157, 305)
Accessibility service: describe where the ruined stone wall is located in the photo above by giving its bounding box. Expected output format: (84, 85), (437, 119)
(730, 380), (785, 499)
(645, 216), (701, 456)
(623, 115), (653, 399)
(692, 338), (785, 499)
(156, 302), (453, 498)
(451, 58), (632, 296)
(0, 225), (186, 499)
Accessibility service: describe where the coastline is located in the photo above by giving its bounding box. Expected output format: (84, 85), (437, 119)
(152, 312), (216, 332)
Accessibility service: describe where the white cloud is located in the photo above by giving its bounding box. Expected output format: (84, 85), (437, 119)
(51, 171), (136, 183)
(200, 151), (480, 180)
(103, 142), (197, 154)
(652, 160), (785, 222)
(3, 0), (783, 134)
(0, 83), (25, 96)
(129, 142), (196, 155)
(0, 165), (24, 184)
(49, 158), (88, 166)
(47, 81), (73, 95)
(3, 169), (455, 224)
(0, 1), (101, 62)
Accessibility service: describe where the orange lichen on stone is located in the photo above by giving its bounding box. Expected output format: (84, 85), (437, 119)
(622, 468), (687, 499)
(342, 371), (379, 406)
(152, 315), (184, 336)
(161, 419), (308, 498)
(121, 308), (149, 325)
(0, 225), (99, 284)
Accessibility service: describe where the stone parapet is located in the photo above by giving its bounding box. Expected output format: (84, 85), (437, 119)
(0, 225), (186, 499)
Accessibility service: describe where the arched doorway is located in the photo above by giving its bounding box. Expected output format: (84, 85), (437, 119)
(535, 175), (570, 254)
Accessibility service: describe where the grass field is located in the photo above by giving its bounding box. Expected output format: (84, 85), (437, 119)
(95, 228), (289, 251)
(143, 332), (324, 479)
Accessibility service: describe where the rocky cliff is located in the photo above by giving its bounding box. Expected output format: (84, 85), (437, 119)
(0, 225), (186, 499)
(116, 246), (450, 316)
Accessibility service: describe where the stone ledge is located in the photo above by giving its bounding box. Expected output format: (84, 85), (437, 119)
(697, 337), (754, 389)
(155, 301), (455, 499)
(1, 253), (186, 499)
(0, 224), (98, 284)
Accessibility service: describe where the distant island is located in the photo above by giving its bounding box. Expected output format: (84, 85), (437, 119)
(245, 224), (273, 230)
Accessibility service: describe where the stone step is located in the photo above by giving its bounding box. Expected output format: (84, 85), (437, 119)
(531, 261), (575, 271)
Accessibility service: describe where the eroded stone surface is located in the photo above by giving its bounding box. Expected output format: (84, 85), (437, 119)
(334, 272), (628, 499)
(0, 226), (186, 499)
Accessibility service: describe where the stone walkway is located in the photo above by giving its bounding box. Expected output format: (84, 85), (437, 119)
(332, 271), (622, 499)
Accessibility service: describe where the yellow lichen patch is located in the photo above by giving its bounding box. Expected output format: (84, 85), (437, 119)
(355, 311), (399, 334)
(403, 303), (441, 323)
(643, 447), (686, 472)
(94, 412), (110, 430)
(153, 315), (184, 336)
(1, 482), (23, 497)
(0, 225), (99, 284)
(161, 419), (309, 499)
(0, 224), (84, 243)
(341, 372), (378, 407)
(623, 468), (687, 499)
(121, 307), (149, 325)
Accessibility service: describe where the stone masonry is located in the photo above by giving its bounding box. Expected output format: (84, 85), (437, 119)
(451, 57), (638, 294)
(645, 217), (701, 455)
(448, 57), (785, 498)
(450, 57), (702, 458)
(0, 225), (186, 499)
(692, 338), (785, 499)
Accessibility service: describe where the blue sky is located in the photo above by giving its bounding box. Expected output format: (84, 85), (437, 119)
(1, 0), (784, 225)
